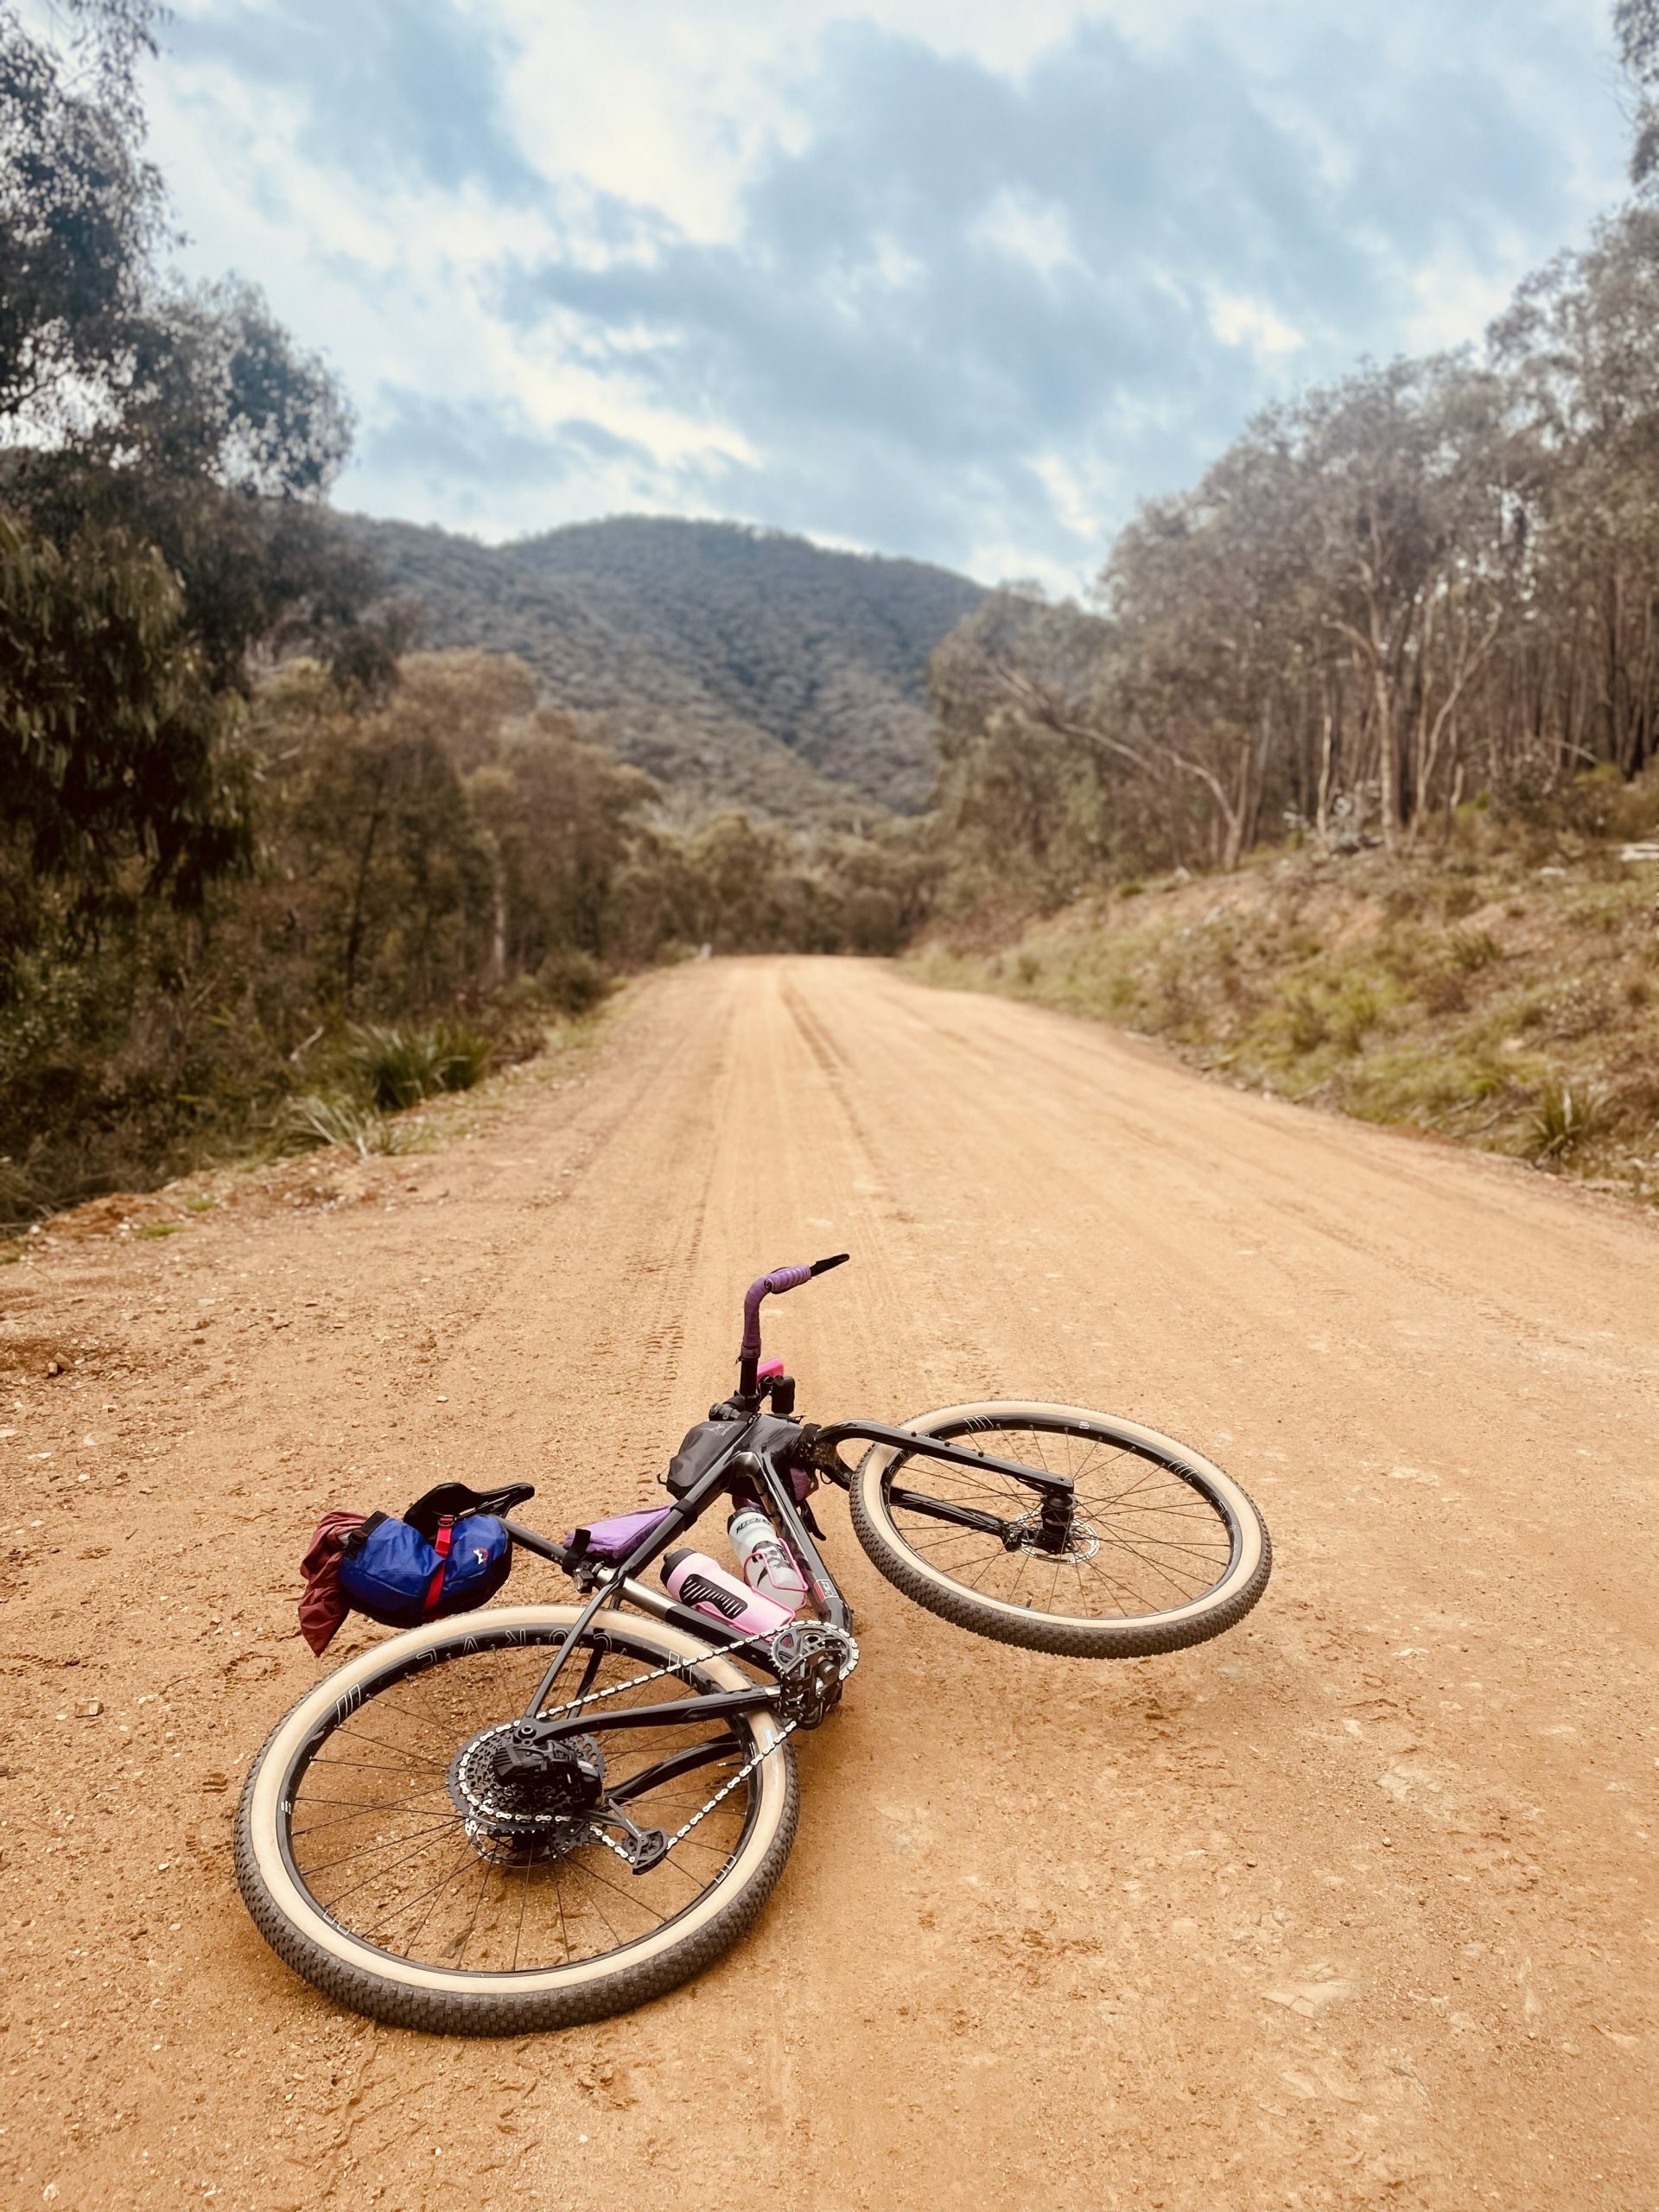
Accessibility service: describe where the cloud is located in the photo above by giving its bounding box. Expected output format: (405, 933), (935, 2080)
(355, 390), (663, 511)
(140, 1), (1630, 585)
(166, 0), (539, 200)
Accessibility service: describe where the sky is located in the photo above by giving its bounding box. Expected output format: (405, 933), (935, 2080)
(130, 0), (1634, 588)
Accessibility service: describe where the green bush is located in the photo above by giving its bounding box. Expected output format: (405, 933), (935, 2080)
(343, 1022), (493, 1111)
(536, 948), (609, 1018)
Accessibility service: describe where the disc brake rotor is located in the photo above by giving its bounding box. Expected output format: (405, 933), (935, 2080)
(1007, 1508), (1100, 1560)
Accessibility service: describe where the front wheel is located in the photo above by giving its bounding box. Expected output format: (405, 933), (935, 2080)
(849, 1402), (1270, 1659)
(235, 1605), (798, 2034)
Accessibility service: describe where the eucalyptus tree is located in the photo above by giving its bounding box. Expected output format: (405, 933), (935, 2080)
(1283, 358), (1522, 841)
(1492, 207), (1659, 780)
(2, 0), (378, 912)
(1619, 0), (1659, 186)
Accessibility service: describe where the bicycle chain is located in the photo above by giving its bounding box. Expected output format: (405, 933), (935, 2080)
(558, 1622), (860, 1866)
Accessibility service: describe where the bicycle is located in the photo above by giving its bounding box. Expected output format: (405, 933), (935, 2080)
(236, 1255), (1272, 2034)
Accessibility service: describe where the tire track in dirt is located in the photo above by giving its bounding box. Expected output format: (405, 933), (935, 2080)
(3, 956), (1656, 2212)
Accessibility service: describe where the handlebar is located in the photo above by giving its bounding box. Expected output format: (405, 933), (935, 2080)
(737, 1254), (849, 1397)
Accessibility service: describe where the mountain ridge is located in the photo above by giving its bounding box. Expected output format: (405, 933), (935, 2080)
(347, 512), (986, 818)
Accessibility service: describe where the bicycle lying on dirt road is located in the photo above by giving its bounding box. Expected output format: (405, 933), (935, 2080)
(237, 1255), (1272, 2034)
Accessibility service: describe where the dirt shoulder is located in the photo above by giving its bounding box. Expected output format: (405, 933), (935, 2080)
(3, 957), (1656, 2211)
(912, 806), (1659, 1205)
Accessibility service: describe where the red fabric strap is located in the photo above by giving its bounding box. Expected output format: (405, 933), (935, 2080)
(423, 1519), (454, 1612)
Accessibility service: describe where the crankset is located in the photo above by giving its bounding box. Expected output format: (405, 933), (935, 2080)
(770, 1622), (857, 1729)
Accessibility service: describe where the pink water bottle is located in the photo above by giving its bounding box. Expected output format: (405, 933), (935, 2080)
(661, 1549), (794, 1636)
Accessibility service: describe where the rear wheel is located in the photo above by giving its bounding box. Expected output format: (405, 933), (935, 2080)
(850, 1401), (1270, 1659)
(235, 1605), (798, 2034)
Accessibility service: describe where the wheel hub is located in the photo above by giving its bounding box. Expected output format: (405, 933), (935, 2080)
(448, 1720), (605, 1862)
(1006, 1507), (1100, 1560)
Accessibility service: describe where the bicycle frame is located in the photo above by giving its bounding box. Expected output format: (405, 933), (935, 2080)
(460, 1260), (1084, 1827)
(501, 1380), (1079, 1762)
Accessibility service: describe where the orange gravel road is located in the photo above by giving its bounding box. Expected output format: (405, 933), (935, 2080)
(3, 956), (1656, 2210)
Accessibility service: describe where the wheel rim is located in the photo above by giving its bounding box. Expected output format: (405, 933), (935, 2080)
(272, 1623), (769, 1980)
(879, 1413), (1245, 1628)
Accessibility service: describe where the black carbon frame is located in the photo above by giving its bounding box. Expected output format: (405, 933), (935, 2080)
(505, 1408), (1076, 1749)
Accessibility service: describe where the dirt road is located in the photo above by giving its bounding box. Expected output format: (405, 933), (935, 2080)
(3, 957), (1656, 2211)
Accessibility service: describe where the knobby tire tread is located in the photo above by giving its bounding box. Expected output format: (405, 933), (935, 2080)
(849, 1419), (1272, 1660)
(235, 1752), (798, 2034)
(234, 1616), (801, 2036)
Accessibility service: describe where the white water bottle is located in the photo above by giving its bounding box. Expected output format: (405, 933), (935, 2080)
(728, 1506), (808, 1614)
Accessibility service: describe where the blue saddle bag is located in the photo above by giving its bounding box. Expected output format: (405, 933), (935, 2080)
(334, 1483), (524, 1629)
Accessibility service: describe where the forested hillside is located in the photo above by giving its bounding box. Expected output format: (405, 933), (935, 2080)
(928, 200), (1659, 907)
(353, 515), (983, 818)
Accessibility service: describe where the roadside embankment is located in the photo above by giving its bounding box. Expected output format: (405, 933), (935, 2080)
(912, 791), (1659, 1205)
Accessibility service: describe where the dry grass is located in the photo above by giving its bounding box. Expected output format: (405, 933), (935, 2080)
(910, 788), (1659, 1205)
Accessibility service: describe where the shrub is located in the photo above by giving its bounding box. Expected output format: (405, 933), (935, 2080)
(0, 1158), (40, 1232)
(1330, 981), (1382, 1052)
(343, 1022), (492, 1110)
(1525, 1080), (1604, 1161)
(1446, 928), (1502, 971)
(536, 948), (609, 1018)
(1285, 989), (1330, 1052)
(1417, 968), (1469, 1015)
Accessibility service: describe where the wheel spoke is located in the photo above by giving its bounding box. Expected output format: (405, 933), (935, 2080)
(277, 1626), (769, 1980)
(881, 1418), (1242, 1627)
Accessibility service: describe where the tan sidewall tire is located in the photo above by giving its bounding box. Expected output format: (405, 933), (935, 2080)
(850, 1401), (1271, 1659)
(236, 1605), (798, 2033)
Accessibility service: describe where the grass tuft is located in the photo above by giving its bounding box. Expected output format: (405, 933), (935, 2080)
(1525, 1080), (1605, 1161)
(343, 1022), (493, 1111)
(286, 1092), (413, 1159)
